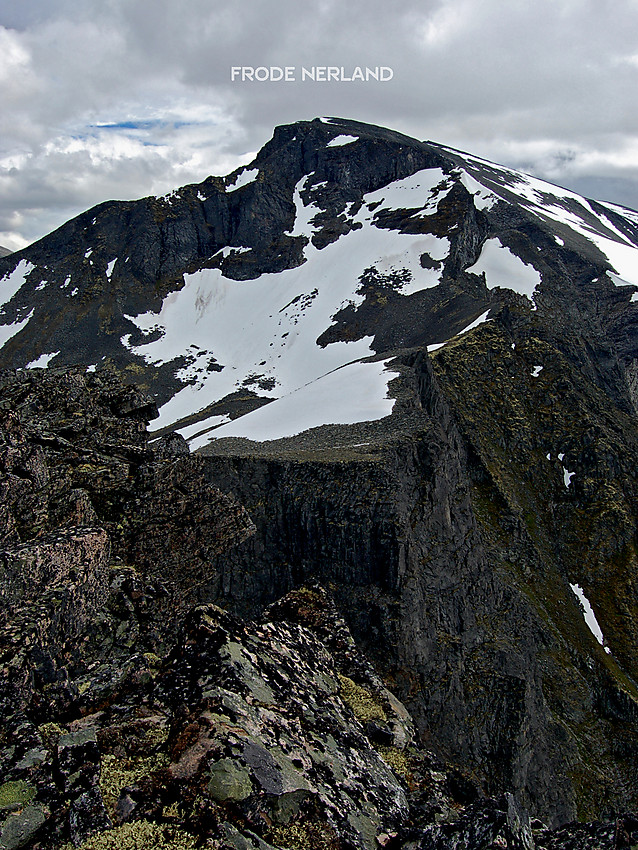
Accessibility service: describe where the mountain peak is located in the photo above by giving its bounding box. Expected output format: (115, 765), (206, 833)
(1, 117), (636, 445)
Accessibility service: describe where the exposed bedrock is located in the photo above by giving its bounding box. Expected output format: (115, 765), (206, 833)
(202, 349), (638, 827)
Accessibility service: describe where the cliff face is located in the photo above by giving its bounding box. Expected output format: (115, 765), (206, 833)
(199, 337), (638, 825)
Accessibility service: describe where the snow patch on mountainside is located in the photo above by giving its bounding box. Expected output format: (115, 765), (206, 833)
(0, 309), (34, 349)
(427, 310), (491, 352)
(228, 168), (259, 191)
(456, 169), (498, 210)
(459, 310), (491, 335)
(25, 350), (59, 369)
(125, 254), (380, 432)
(189, 359), (395, 449)
(177, 414), (231, 442)
(466, 238), (541, 302)
(327, 135), (358, 147)
(285, 175), (322, 240)
(570, 583), (611, 653)
(362, 168), (449, 213)
(0, 260), (35, 310)
(600, 200), (638, 228)
(214, 246), (252, 259)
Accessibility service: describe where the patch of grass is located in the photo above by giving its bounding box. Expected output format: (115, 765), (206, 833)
(100, 752), (169, 816)
(61, 820), (196, 850)
(337, 674), (386, 723)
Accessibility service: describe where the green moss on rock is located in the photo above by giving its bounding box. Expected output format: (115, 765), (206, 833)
(61, 820), (196, 850)
(337, 674), (386, 723)
(0, 781), (35, 814)
(376, 745), (411, 779)
(267, 820), (338, 850)
(36, 722), (66, 750)
(99, 752), (169, 816)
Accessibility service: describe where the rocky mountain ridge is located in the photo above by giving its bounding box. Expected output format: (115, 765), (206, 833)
(0, 366), (636, 849)
(1, 118), (638, 839)
(0, 118), (636, 444)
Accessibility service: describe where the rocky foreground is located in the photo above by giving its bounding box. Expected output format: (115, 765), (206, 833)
(0, 366), (636, 849)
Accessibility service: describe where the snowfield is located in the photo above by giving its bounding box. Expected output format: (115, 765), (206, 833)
(466, 238), (542, 303)
(3, 135), (638, 449)
(187, 359), (395, 449)
(120, 151), (638, 447)
(123, 166), (461, 444)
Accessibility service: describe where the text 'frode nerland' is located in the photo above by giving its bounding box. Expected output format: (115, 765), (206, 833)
(230, 66), (394, 82)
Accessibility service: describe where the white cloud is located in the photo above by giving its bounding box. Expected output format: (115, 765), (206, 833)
(414, 1), (474, 48)
(1, 0), (638, 248)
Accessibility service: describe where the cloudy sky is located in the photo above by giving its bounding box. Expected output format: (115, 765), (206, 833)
(1, 0), (638, 251)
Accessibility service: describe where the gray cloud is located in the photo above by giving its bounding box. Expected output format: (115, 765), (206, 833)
(1, 0), (638, 250)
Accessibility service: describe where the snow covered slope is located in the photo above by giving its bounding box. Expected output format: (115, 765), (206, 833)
(1, 117), (637, 448)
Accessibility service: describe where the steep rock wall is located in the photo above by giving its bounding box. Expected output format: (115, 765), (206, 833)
(202, 349), (638, 826)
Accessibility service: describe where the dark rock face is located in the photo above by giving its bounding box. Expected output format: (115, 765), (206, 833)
(199, 339), (638, 826)
(0, 366), (254, 585)
(1, 528), (110, 614)
(0, 366), (254, 720)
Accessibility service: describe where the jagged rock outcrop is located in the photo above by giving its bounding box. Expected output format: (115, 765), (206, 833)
(0, 365), (255, 744)
(0, 366), (254, 592)
(4, 559), (636, 850)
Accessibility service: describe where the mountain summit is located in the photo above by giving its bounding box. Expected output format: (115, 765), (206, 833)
(1, 117), (637, 448)
(1, 119), (638, 831)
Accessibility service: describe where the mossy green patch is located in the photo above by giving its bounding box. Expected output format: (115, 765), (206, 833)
(143, 724), (169, 749)
(99, 752), (169, 816)
(337, 674), (386, 723)
(0, 780), (35, 813)
(376, 745), (411, 779)
(267, 820), (338, 850)
(37, 722), (66, 750)
(291, 586), (324, 607)
(61, 820), (197, 850)
(143, 652), (162, 669)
